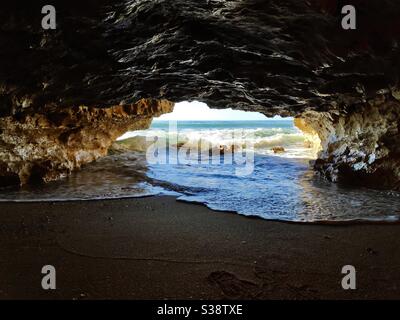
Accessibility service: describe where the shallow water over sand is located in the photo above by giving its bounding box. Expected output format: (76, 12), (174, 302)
(1, 120), (400, 223)
(1, 151), (400, 222)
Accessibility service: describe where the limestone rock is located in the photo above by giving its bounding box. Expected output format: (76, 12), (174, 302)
(295, 96), (400, 189)
(0, 99), (173, 185)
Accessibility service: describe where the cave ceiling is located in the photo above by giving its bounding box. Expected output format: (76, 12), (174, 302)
(1, 0), (399, 117)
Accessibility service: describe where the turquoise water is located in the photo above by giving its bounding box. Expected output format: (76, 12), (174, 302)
(2, 120), (400, 223)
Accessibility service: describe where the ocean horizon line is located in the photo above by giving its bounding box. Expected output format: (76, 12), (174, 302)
(152, 118), (294, 122)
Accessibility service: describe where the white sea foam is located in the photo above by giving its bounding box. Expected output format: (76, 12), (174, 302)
(118, 127), (316, 159)
(2, 120), (400, 223)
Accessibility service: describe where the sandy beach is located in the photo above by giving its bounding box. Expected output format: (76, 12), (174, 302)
(0, 196), (399, 300)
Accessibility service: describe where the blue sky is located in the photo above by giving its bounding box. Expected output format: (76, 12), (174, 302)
(154, 101), (291, 121)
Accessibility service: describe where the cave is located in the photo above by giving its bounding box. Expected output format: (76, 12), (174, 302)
(1, 0), (400, 192)
(1, 0), (400, 301)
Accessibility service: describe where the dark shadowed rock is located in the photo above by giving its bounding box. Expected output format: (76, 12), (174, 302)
(1, 0), (399, 115)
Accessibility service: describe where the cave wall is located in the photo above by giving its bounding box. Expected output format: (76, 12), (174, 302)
(1, 0), (400, 188)
(0, 99), (173, 185)
(295, 94), (400, 189)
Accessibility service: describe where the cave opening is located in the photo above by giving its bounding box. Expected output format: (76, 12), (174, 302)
(117, 100), (320, 162)
(1, 101), (400, 223)
(109, 100), (329, 220)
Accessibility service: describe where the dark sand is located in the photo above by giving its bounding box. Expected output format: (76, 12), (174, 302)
(0, 196), (399, 300)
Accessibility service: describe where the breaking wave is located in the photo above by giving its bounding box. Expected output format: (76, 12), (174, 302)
(117, 123), (317, 159)
(3, 119), (400, 223)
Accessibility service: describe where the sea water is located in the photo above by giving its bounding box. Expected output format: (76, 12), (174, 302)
(1, 119), (400, 223)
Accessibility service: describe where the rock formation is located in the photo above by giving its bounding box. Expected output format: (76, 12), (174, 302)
(1, 0), (400, 188)
(271, 146), (285, 154)
(0, 99), (173, 185)
(295, 95), (400, 189)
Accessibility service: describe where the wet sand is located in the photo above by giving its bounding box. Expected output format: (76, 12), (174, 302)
(0, 196), (399, 300)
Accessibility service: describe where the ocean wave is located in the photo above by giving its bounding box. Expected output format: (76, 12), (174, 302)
(117, 128), (316, 159)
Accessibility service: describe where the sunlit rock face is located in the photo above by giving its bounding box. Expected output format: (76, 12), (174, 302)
(0, 99), (173, 185)
(295, 95), (400, 189)
(1, 0), (400, 187)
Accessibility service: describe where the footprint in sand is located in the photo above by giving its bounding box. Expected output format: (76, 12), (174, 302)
(207, 271), (261, 299)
